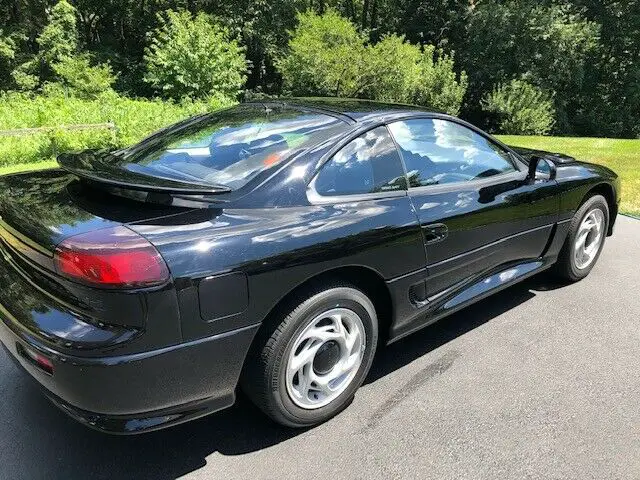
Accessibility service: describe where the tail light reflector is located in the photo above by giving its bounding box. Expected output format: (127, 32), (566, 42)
(18, 344), (54, 375)
(53, 226), (169, 288)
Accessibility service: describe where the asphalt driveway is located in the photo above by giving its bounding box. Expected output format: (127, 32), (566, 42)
(1, 216), (639, 480)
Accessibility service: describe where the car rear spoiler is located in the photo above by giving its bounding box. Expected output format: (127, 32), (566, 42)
(57, 152), (232, 195)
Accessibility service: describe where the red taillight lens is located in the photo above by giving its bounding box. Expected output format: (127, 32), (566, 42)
(54, 226), (170, 288)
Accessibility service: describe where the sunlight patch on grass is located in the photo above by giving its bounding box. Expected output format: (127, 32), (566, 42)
(0, 160), (58, 176)
(0, 160), (58, 175)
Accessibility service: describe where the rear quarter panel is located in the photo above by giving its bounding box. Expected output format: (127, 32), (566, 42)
(130, 198), (425, 341)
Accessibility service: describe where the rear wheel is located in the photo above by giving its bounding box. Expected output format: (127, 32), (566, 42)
(241, 284), (378, 427)
(555, 194), (609, 281)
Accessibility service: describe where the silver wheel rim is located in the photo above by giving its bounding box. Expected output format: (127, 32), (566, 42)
(285, 308), (366, 410)
(574, 208), (605, 270)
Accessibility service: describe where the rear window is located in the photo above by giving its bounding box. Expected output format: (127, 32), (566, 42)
(117, 104), (347, 190)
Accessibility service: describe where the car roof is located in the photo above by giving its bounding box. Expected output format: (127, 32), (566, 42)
(246, 97), (441, 124)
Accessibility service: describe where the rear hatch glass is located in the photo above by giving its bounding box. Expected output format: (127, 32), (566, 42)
(58, 104), (348, 193)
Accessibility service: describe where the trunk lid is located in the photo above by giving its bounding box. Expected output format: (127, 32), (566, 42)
(0, 169), (190, 338)
(0, 169), (189, 256)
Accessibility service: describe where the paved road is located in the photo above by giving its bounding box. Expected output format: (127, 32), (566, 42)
(1, 216), (639, 480)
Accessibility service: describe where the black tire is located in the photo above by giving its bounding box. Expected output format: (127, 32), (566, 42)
(241, 283), (378, 428)
(554, 194), (609, 281)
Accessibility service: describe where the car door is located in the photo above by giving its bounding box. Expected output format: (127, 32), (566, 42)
(387, 117), (559, 298)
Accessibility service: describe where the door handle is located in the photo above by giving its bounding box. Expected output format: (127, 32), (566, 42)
(422, 223), (448, 244)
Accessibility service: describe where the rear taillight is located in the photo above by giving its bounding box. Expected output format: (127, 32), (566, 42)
(53, 226), (169, 288)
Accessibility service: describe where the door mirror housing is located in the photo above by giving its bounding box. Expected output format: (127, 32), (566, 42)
(527, 156), (557, 184)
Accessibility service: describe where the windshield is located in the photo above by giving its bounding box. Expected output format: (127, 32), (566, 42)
(115, 104), (347, 190)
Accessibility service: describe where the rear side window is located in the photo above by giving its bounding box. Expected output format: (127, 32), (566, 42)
(388, 119), (516, 188)
(117, 104), (348, 190)
(312, 126), (406, 197)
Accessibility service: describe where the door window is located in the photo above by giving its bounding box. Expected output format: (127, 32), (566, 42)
(387, 119), (516, 188)
(312, 126), (406, 196)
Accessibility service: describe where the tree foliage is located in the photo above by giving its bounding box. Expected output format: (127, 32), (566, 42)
(51, 55), (116, 99)
(411, 45), (468, 116)
(0, 0), (638, 137)
(277, 10), (368, 98)
(0, 30), (21, 90)
(143, 10), (247, 101)
(277, 10), (467, 115)
(460, 0), (600, 133)
(482, 80), (556, 135)
(9, 0), (114, 98)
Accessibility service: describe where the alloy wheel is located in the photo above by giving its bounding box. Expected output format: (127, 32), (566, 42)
(285, 308), (366, 409)
(574, 207), (605, 270)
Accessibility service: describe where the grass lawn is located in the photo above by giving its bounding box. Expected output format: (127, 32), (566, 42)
(498, 136), (640, 216)
(1, 136), (638, 215)
(0, 160), (58, 176)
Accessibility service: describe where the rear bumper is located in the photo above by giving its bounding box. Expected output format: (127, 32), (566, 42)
(0, 316), (259, 434)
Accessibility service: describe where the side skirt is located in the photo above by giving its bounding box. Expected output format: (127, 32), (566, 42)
(386, 258), (555, 344)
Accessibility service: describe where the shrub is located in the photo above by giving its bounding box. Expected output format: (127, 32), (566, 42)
(364, 35), (421, 102)
(411, 46), (468, 116)
(482, 79), (556, 135)
(51, 55), (116, 99)
(144, 10), (247, 101)
(277, 9), (368, 97)
(277, 10), (467, 115)
(54, 56), (116, 98)
(0, 91), (234, 166)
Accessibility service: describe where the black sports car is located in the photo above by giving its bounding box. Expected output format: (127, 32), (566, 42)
(0, 98), (620, 434)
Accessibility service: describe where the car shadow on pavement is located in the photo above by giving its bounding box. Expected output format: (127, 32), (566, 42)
(365, 276), (540, 384)
(4, 274), (550, 480)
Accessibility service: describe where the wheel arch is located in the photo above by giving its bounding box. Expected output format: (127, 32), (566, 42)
(246, 265), (394, 358)
(583, 182), (617, 235)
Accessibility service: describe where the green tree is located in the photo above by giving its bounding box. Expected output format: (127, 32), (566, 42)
(143, 9), (247, 101)
(482, 79), (556, 135)
(277, 9), (369, 97)
(364, 34), (421, 102)
(461, 1), (599, 132)
(278, 10), (467, 114)
(411, 45), (468, 115)
(36, 0), (78, 65)
(0, 30), (22, 90)
(567, 0), (640, 137)
(9, 0), (113, 97)
(12, 0), (78, 90)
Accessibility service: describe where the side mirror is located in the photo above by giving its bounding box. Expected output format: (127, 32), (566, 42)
(527, 156), (557, 184)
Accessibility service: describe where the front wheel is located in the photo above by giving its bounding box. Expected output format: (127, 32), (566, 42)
(241, 284), (378, 427)
(555, 194), (609, 281)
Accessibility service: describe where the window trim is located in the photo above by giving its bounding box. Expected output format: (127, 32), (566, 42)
(306, 125), (408, 205)
(405, 170), (527, 195)
(305, 112), (529, 205)
(307, 177), (408, 204)
(386, 116), (523, 191)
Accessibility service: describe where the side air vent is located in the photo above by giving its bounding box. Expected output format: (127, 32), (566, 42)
(408, 281), (428, 306)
